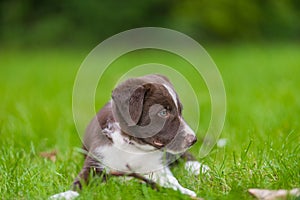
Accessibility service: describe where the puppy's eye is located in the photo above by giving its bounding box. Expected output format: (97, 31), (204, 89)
(158, 109), (169, 118)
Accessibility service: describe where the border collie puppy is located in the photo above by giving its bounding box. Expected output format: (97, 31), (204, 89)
(51, 74), (209, 199)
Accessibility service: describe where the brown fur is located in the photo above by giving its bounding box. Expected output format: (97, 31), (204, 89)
(73, 74), (197, 190)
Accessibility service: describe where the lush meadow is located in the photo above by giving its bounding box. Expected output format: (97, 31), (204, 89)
(0, 43), (299, 199)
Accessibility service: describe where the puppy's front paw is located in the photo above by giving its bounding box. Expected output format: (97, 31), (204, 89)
(185, 161), (210, 176)
(50, 190), (79, 200)
(179, 187), (197, 197)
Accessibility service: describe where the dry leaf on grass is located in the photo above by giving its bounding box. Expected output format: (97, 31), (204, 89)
(248, 188), (300, 200)
(39, 150), (57, 162)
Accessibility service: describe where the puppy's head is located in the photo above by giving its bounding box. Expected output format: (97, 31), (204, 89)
(112, 74), (197, 153)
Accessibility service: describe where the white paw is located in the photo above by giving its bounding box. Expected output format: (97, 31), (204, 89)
(185, 161), (210, 175)
(49, 190), (79, 200)
(179, 187), (197, 197)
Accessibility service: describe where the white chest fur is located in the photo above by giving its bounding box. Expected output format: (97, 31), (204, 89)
(94, 129), (165, 174)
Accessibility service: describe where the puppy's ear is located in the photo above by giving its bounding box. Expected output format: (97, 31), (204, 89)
(112, 78), (150, 126)
(128, 86), (147, 124)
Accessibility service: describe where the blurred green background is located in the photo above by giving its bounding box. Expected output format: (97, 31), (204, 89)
(1, 0), (300, 48)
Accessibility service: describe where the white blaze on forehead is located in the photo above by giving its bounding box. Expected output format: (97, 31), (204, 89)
(163, 84), (178, 108)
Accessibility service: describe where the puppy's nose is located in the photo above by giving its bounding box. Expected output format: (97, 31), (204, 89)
(186, 135), (197, 147)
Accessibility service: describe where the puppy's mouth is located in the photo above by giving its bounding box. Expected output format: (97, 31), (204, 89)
(138, 138), (166, 149)
(139, 137), (191, 154)
(153, 140), (164, 147)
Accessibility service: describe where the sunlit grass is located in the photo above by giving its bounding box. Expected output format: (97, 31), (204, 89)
(0, 43), (299, 199)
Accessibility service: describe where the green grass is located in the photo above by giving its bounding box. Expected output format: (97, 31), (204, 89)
(0, 43), (299, 199)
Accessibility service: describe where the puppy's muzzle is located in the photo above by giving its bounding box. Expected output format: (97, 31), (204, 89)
(185, 134), (197, 147)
